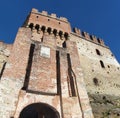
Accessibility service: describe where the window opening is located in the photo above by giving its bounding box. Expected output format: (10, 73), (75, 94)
(96, 49), (101, 55)
(0, 62), (6, 80)
(100, 60), (105, 68)
(93, 78), (99, 86)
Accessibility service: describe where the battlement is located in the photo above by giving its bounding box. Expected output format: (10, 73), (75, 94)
(73, 27), (106, 47)
(24, 9), (107, 48)
(31, 8), (68, 22)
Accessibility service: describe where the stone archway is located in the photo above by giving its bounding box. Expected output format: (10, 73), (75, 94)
(19, 103), (60, 118)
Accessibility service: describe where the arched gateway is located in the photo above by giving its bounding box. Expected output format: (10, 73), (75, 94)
(19, 103), (60, 118)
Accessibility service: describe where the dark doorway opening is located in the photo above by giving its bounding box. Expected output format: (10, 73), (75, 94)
(19, 103), (60, 118)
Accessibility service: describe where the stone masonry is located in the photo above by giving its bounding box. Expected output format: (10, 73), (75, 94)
(0, 8), (120, 118)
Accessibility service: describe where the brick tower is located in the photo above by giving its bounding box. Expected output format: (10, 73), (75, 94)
(0, 8), (93, 118)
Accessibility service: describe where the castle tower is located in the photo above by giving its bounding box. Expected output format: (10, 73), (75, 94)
(0, 9), (93, 118)
(0, 8), (120, 118)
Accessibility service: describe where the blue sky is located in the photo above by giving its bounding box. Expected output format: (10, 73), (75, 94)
(0, 0), (120, 63)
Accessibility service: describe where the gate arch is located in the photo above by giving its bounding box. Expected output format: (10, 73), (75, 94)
(19, 103), (60, 118)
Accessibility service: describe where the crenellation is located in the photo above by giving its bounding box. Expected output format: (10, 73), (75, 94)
(73, 29), (107, 48)
(41, 10), (48, 16)
(31, 8), (68, 23)
(73, 27), (81, 35)
(84, 32), (90, 40)
(91, 35), (98, 43)
(59, 17), (68, 22)
(51, 13), (57, 18)
(97, 38), (105, 46)
(31, 8), (38, 13)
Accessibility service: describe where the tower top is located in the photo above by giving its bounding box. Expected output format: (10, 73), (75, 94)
(23, 8), (71, 34)
(31, 8), (68, 22)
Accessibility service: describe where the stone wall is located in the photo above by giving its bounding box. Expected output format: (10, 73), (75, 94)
(0, 28), (32, 118)
(70, 33), (120, 117)
(0, 42), (12, 73)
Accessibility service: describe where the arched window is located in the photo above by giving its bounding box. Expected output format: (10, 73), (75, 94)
(100, 60), (105, 68)
(96, 49), (101, 55)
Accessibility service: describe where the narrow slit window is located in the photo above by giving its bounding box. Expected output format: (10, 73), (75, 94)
(96, 49), (101, 55)
(0, 62), (6, 79)
(100, 60), (105, 68)
(93, 78), (99, 86)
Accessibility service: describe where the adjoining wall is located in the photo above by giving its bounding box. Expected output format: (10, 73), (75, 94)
(70, 32), (120, 117)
